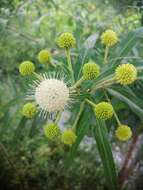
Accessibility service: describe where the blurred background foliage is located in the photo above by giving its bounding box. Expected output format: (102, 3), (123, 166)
(0, 0), (143, 190)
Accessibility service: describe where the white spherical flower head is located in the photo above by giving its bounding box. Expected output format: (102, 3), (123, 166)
(35, 79), (69, 112)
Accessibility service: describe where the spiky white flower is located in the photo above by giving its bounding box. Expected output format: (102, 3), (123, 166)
(35, 79), (69, 112)
(27, 73), (73, 118)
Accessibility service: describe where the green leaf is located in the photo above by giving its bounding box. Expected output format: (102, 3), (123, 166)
(66, 106), (91, 165)
(110, 27), (143, 66)
(83, 33), (99, 49)
(29, 116), (44, 137)
(107, 88), (143, 120)
(93, 119), (119, 190)
(13, 116), (28, 143)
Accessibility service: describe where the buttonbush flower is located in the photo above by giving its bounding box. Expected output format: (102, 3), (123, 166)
(27, 73), (74, 118)
(22, 102), (37, 118)
(115, 63), (137, 85)
(35, 78), (69, 113)
(19, 61), (35, 76)
(82, 61), (100, 80)
(61, 129), (76, 145)
(44, 123), (61, 140)
(95, 102), (114, 120)
(57, 32), (76, 49)
(38, 49), (51, 64)
(115, 125), (132, 141)
(101, 29), (118, 47)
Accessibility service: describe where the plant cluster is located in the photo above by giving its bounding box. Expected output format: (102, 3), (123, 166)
(18, 28), (143, 189)
(0, 1), (143, 189)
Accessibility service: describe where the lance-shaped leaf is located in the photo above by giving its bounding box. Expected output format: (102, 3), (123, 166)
(93, 119), (119, 190)
(110, 27), (143, 66)
(107, 88), (143, 120)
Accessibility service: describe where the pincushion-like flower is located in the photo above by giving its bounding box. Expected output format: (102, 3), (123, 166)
(35, 78), (69, 112)
(57, 32), (76, 49)
(115, 125), (132, 141)
(115, 63), (137, 85)
(27, 74), (72, 117)
(61, 129), (76, 145)
(19, 61), (35, 76)
(22, 102), (37, 118)
(82, 61), (100, 80)
(101, 29), (118, 47)
(44, 123), (61, 140)
(95, 102), (114, 120)
(38, 49), (51, 64)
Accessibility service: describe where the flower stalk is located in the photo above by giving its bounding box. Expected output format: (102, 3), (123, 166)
(70, 76), (85, 89)
(104, 45), (109, 64)
(72, 101), (85, 131)
(66, 48), (75, 84)
(85, 99), (96, 107)
(91, 78), (115, 93)
(55, 110), (63, 124)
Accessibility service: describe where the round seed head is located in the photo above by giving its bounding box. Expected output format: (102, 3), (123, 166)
(57, 32), (76, 49)
(44, 123), (61, 140)
(61, 129), (76, 145)
(101, 29), (118, 47)
(22, 102), (37, 118)
(115, 125), (132, 141)
(82, 61), (100, 80)
(95, 102), (114, 120)
(38, 49), (51, 64)
(115, 63), (137, 85)
(19, 61), (35, 76)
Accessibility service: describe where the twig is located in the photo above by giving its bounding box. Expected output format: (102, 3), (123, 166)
(119, 135), (138, 186)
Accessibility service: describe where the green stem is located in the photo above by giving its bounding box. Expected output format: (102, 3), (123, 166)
(70, 76), (85, 90)
(72, 101), (85, 131)
(104, 46), (109, 64)
(91, 78), (115, 93)
(55, 110), (63, 124)
(66, 48), (75, 84)
(113, 110), (121, 126)
(85, 99), (96, 107)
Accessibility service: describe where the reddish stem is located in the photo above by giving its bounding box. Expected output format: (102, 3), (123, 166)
(119, 135), (138, 186)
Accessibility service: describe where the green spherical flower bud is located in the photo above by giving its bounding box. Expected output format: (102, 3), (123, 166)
(22, 103), (37, 118)
(38, 49), (52, 64)
(95, 102), (114, 120)
(101, 29), (118, 47)
(61, 129), (76, 145)
(115, 63), (137, 85)
(57, 32), (76, 49)
(44, 123), (61, 140)
(82, 61), (100, 80)
(115, 125), (132, 141)
(19, 61), (35, 76)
